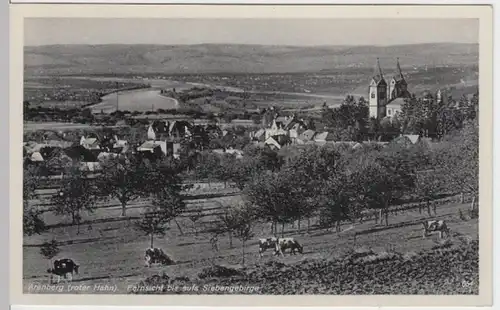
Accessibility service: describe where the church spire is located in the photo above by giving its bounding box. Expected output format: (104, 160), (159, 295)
(396, 57), (404, 80)
(374, 57), (384, 79)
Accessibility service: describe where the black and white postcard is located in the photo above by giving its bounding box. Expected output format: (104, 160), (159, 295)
(9, 4), (494, 307)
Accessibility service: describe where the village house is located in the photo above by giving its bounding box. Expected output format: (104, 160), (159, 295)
(313, 131), (336, 145)
(250, 112), (308, 145)
(264, 135), (291, 150)
(64, 144), (99, 163)
(80, 135), (101, 151)
(136, 140), (165, 160)
(296, 129), (317, 144)
(168, 120), (192, 138)
(388, 134), (432, 149)
(111, 135), (129, 153)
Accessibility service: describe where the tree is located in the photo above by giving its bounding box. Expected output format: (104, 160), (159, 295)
(354, 148), (416, 226)
(321, 100), (369, 141)
(281, 145), (347, 231)
(243, 145), (283, 172)
(193, 151), (222, 185)
(231, 204), (255, 265)
(414, 170), (444, 216)
(244, 170), (301, 237)
(23, 166), (47, 236)
(187, 206), (203, 236)
(379, 117), (401, 141)
(143, 158), (187, 235)
(99, 156), (148, 217)
(439, 119), (478, 210)
(135, 187), (185, 248)
(216, 205), (241, 248)
(24, 204), (47, 236)
(23, 165), (40, 201)
(51, 165), (98, 228)
(224, 154), (264, 190)
(40, 238), (60, 282)
(317, 167), (363, 232)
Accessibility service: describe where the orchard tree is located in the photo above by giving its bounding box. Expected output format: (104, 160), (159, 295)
(356, 149), (416, 226)
(243, 145), (283, 172)
(23, 165), (40, 201)
(414, 170), (445, 216)
(225, 155), (264, 190)
(193, 151), (222, 185)
(40, 238), (60, 282)
(187, 206), (204, 236)
(135, 187), (185, 248)
(281, 145), (346, 230)
(143, 158), (188, 235)
(99, 155), (148, 217)
(51, 165), (98, 227)
(440, 119), (479, 210)
(244, 170), (301, 237)
(23, 166), (47, 236)
(24, 204), (47, 236)
(231, 204), (256, 265)
(216, 204), (242, 248)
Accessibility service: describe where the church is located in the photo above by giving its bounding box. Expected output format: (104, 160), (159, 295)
(368, 58), (411, 119)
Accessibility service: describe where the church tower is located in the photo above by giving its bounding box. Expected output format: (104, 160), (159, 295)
(368, 58), (388, 119)
(388, 58), (408, 101)
(389, 58), (410, 101)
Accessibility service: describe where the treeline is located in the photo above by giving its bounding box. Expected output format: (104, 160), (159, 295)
(320, 92), (478, 142)
(24, 79), (151, 105)
(162, 86), (250, 104)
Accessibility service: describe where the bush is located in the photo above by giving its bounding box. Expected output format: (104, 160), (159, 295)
(197, 265), (244, 279)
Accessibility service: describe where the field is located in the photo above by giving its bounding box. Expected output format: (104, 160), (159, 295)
(24, 122), (127, 132)
(23, 184), (478, 294)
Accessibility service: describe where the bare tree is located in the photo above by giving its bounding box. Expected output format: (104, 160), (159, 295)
(135, 187), (185, 248)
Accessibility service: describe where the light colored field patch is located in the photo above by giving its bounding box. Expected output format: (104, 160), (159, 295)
(24, 122), (126, 131)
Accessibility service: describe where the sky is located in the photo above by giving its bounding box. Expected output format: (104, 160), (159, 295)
(24, 18), (479, 46)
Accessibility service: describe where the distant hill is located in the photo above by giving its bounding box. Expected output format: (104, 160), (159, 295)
(24, 43), (479, 76)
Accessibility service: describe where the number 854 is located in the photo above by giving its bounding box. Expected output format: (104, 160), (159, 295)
(461, 280), (475, 288)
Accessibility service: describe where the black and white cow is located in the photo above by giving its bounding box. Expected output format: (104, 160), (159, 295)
(144, 248), (175, 267)
(275, 238), (304, 256)
(422, 220), (450, 239)
(258, 237), (278, 257)
(47, 258), (79, 283)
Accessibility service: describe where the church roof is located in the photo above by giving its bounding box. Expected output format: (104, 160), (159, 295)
(371, 75), (386, 85)
(394, 57), (405, 81)
(371, 58), (386, 85)
(387, 97), (406, 107)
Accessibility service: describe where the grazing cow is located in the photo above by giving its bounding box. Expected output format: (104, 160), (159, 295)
(47, 258), (79, 283)
(422, 220), (450, 239)
(144, 248), (175, 267)
(258, 237), (278, 257)
(275, 238), (304, 256)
